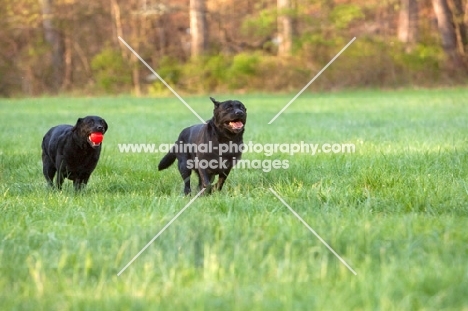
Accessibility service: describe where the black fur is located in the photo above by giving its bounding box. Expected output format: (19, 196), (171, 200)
(158, 97), (247, 195)
(41, 116), (108, 190)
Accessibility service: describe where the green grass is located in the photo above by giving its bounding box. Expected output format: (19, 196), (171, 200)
(1, 89), (468, 310)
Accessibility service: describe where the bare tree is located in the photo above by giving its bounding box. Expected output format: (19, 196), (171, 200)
(277, 0), (293, 56)
(110, 0), (126, 60)
(451, 0), (468, 53)
(41, 0), (64, 92)
(398, 0), (418, 51)
(432, 0), (465, 69)
(189, 0), (207, 57)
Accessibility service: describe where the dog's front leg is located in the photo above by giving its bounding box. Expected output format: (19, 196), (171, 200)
(73, 179), (84, 191)
(215, 169), (231, 191)
(197, 169), (213, 194)
(73, 175), (89, 191)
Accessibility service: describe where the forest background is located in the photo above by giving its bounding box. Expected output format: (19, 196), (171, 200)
(0, 0), (466, 97)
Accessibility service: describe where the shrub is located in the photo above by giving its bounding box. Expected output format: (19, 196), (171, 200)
(148, 56), (181, 96)
(227, 53), (260, 90)
(91, 48), (131, 93)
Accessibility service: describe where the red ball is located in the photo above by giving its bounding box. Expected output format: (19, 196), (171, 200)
(89, 132), (104, 143)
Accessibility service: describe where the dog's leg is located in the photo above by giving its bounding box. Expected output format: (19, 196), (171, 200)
(73, 179), (81, 191)
(196, 172), (203, 191)
(197, 169), (213, 194)
(183, 176), (192, 195)
(73, 176), (89, 191)
(178, 160), (192, 195)
(56, 158), (65, 190)
(215, 169), (231, 191)
(56, 171), (65, 190)
(42, 154), (56, 187)
(197, 174), (215, 192)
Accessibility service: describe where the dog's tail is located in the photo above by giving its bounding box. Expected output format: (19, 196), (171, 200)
(158, 152), (177, 171)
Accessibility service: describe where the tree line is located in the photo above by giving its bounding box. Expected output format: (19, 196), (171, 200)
(1, 0), (467, 97)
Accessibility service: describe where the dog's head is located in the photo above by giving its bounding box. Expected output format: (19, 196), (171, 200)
(210, 97), (247, 135)
(73, 116), (108, 148)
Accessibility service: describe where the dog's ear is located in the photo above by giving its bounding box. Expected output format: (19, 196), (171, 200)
(102, 119), (109, 133)
(210, 97), (221, 108)
(72, 118), (83, 132)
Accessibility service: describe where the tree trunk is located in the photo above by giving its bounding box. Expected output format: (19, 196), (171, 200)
(110, 0), (127, 61)
(465, 0), (468, 31)
(398, 0), (418, 51)
(62, 36), (72, 90)
(131, 15), (141, 96)
(73, 41), (92, 83)
(432, 0), (465, 70)
(41, 0), (63, 92)
(157, 16), (167, 58)
(277, 0), (293, 56)
(451, 0), (468, 54)
(190, 0), (207, 58)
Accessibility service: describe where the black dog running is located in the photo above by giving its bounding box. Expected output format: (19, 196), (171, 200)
(158, 97), (247, 195)
(41, 116), (108, 190)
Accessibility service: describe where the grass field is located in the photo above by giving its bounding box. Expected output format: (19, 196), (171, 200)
(1, 89), (468, 310)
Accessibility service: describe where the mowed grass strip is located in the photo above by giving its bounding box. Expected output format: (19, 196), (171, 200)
(0, 89), (467, 310)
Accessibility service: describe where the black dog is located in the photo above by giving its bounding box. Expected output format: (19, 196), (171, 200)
(41, 116), (108, 190)
(158, 97), (247, 195)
